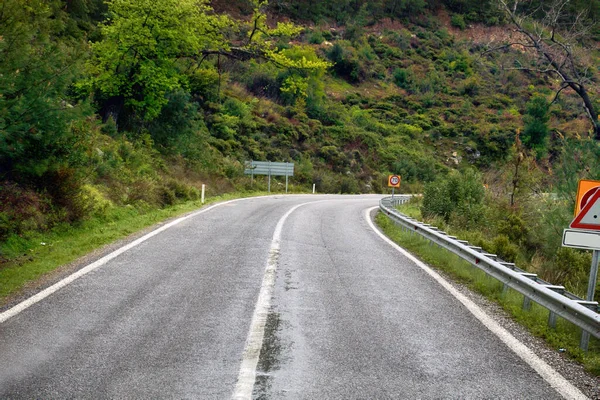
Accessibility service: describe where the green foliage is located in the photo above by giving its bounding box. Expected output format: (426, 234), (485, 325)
(146, 90), (209, 155)
(522, 95), (550, 157)
(308, 30), (325, 44)
(327, 42), (362, 83)
(451, 14), (467, 30)
(0, 0), (90, 183)
(278, 46), (327, 106)
(84, 0), (232, 121)
(421, 169), (485, 225)
(497, 213), (529, 244)
(393, 68), (413, 89)
(491, 235), (519, 263)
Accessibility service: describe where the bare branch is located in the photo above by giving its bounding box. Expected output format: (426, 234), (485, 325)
(550, 83), (570, 105)
(480, 42), (539, 54)
(489, 0), (600, 139)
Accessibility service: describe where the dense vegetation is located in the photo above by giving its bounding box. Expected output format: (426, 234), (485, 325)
(1, 0), (600, 302)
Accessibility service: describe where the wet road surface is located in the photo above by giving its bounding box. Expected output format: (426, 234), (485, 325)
(0, 195), (572, 399)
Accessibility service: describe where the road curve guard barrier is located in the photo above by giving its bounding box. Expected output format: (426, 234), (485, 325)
(379, 196), (600, 341)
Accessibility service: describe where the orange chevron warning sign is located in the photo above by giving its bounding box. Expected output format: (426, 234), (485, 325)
(570, 188), (600, 231)
(574, 179), (600, 217)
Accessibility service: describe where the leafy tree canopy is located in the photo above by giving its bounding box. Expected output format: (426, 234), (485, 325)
(83, 0), (330, 123)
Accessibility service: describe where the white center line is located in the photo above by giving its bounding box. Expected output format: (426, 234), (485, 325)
(232, 201), (313, 400)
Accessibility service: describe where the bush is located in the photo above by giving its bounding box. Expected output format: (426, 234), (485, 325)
(392, 68), (413, 89)
(326, 42), (363, 83)
(451, 14), (467, 30)
(497, 213), (529, 244)
(0, 182), (50, 239)
(308, 30), (325, 44)
(492, 235), (519, 263)
(421, 169), (485, 225)
(312, 171), (340, 193)
(340, 176), (360, 194)
(158, 180), (199, 207)
(549, 248), (593, 298)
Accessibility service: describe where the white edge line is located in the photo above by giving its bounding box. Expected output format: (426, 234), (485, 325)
(365, 207), (588, 400)
(232, 201), (316, 400)
(0, 197), (267, 325)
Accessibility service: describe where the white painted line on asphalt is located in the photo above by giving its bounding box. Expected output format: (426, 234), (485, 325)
(232, 201), (313, 400)
(366, 207), (588, 400)
(0, 197), (260, 325)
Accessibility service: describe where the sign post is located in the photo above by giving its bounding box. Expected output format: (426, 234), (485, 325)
(579, 250), (600, 351)
(244, 161), (294, 193)
(562, 179), (600, 351)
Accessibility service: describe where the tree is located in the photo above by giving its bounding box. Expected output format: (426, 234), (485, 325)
(83, 0), (330, 126)
(522, 95), (550, 156)
(0, 0), (89, 182)
(83, 0), (233, 123)
(489, 0), (600, 140)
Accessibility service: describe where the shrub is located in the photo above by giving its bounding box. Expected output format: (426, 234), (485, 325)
(497, 213), (529, 244)
(326, 42), (363, 83)
(421, 169), (485, 225)
(393, 68), (413, 89)
(0, 182), (50, 239)
(451, 14), (467, 30)
(312, 170), (340, 193)
(308, 30), (325, 44)
(340, 176), (360, 194)
(492, 235), (519, 263)
(158, 180), (199, 207)
(548, 248), (593, 298)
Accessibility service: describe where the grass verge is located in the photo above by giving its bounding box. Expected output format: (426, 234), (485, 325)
(375, 212), (600, 376)
(0, 191), (273, 305)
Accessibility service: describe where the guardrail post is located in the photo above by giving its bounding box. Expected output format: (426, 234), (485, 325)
(548, 311), (557, 329)
(522, 296), (532, 311)
(581, 330), (591, 352)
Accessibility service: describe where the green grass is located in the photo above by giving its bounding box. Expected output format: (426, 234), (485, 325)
(375, 212), (600, 376)
(0, 191), (273, 304)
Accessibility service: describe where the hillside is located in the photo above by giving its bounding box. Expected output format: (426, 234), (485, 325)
(1, 0), (600, 295)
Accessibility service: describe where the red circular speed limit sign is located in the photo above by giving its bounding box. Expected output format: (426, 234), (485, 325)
(388, 175), (401, 188)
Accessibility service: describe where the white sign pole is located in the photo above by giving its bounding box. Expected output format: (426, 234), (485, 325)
(586, 250), (599, 301)
(581, 250), (600, 351)
(313, 184), (316, 194)
(201, 184), (205, 204)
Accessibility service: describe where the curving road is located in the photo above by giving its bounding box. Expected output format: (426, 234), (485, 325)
(0, 195), (580, 399)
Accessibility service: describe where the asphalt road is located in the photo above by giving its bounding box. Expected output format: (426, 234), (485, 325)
(0, 195), (574, 399)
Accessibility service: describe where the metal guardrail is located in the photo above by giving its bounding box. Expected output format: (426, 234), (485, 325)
(379, 196), (600, 341)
